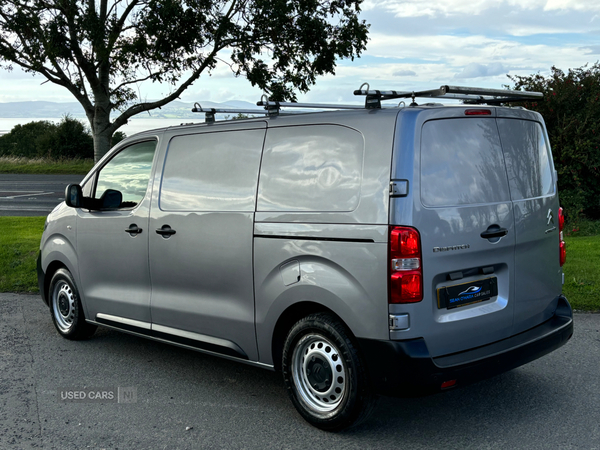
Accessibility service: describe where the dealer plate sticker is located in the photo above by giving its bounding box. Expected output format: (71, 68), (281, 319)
(437, 277), (498, 309)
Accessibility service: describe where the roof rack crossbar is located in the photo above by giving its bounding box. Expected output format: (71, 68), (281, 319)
(256, 101), (364, 110)
(192, 102), (271, 123)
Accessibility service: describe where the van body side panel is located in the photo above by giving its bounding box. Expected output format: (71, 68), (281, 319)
(253, 225), (389, 366)
(150, 211), (257, 359)
(38, 204), (80, 306)
(253, 112), (397, 364)
(148, 124), (266, 361)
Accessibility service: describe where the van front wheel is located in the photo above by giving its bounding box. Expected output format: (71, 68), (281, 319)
(49, 268), (96, 340)
(282, 313), (376, 431)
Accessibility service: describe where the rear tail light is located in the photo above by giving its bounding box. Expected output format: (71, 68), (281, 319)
(559, 207), (566, 266)
(389, 226), (423, 303)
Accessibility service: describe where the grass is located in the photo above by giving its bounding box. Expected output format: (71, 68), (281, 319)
(562, 235), (600, 312)
(0, 216), (598, 312)
(0, 217), (45, 293)
(0, 156), (94, 174)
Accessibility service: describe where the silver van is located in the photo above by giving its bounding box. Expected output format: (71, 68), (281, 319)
(37, 86), (573, 431)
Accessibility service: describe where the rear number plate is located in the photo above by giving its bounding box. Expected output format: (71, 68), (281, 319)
(438, 277), (498, 309)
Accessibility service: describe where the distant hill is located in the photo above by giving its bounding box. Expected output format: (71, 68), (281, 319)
(0, 100), (261, 119)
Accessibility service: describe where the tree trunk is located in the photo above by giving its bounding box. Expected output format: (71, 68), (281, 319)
(93, 129), (113, 163)
(91, 91), (114, 162)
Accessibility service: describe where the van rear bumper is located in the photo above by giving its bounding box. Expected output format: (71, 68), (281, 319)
(357, 295), (573, 397)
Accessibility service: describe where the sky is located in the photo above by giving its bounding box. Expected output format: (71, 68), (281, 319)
(0, 0), (599, 108)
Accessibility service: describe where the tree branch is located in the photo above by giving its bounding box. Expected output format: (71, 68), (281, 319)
(110, 47), (225, 133)
(110, 70), (163, 93)
(106, 0), (139, 53)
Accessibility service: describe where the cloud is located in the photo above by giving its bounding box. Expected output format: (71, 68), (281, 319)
(581, 44), (600, 54)
(363, 0), (600, 18)
(454, 63), (508, 79)
(544, 0), (600, 12)
(393, 69), (417, 76)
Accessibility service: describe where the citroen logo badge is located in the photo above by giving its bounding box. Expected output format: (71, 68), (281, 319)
(547, 209), (554, 226)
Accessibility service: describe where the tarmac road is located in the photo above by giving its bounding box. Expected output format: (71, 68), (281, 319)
(0, 174), (83, 217)
(1, 293), (599, 449)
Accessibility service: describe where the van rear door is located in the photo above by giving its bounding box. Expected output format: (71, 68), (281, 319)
(413, 113), (516, 357)
(496, 115), (562, 334)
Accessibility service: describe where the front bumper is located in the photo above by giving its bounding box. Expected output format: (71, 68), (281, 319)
(358, 295), (573, 397)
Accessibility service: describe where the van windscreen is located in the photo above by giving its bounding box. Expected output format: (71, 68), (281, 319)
(420, 118), (510, 207)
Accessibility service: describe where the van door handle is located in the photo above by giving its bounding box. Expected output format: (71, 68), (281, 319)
(480, 226), (508, 239)
(156, 225), (176, 238)
(125, 224), (143, 235)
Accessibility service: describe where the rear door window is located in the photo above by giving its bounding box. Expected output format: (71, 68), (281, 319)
(420, 118), (510, 207)
(496, 119), (554, 200)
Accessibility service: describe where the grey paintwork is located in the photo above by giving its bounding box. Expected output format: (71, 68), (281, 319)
(39, 104), (564, 372)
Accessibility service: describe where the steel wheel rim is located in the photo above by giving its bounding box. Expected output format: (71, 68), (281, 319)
(51, 281), (75, 332)
(292, 333), (348, 413)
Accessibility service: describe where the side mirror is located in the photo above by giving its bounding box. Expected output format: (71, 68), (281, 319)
(65, 184), (83, 208)
(99, 189), (123, 209)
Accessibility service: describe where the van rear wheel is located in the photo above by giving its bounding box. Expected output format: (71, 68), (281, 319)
(282, 313), (376, 431)
(49, 268), (97, 340)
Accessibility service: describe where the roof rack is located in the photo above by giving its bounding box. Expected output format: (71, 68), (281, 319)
(191, 84), (544, 122)
(192, 95), (365, 123)
(353, 83), (543, 108)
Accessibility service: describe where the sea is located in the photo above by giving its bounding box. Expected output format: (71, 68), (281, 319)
(0, 117), (203, 137)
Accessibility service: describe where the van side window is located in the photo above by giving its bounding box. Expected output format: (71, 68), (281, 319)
(94, 140), (156, 209)
(497, 119), (554, 200)
(420, 118), (510, 207)
(258, 125), (364, 212)
(160, 129), (264, 211)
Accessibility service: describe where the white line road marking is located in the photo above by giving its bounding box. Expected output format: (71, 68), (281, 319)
(0, 191), (55, 199)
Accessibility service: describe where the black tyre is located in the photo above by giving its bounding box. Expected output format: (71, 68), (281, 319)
(49, 268), (97, 340)
(282, 313), (377, 431)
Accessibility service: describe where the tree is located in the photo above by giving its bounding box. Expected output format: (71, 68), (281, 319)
(0, 116), (95, 158)
(509, 63), (600, 220)
(0, 1), (369, 162)
(0, 120), (55, 157)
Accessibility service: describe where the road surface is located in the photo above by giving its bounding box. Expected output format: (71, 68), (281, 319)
(1, 293), (598, 449)
(0, 174), (83, 216)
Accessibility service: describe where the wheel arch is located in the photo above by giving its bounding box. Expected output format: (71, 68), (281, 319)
(42, 260), (69, 306)
(271, 301), (354, 372)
